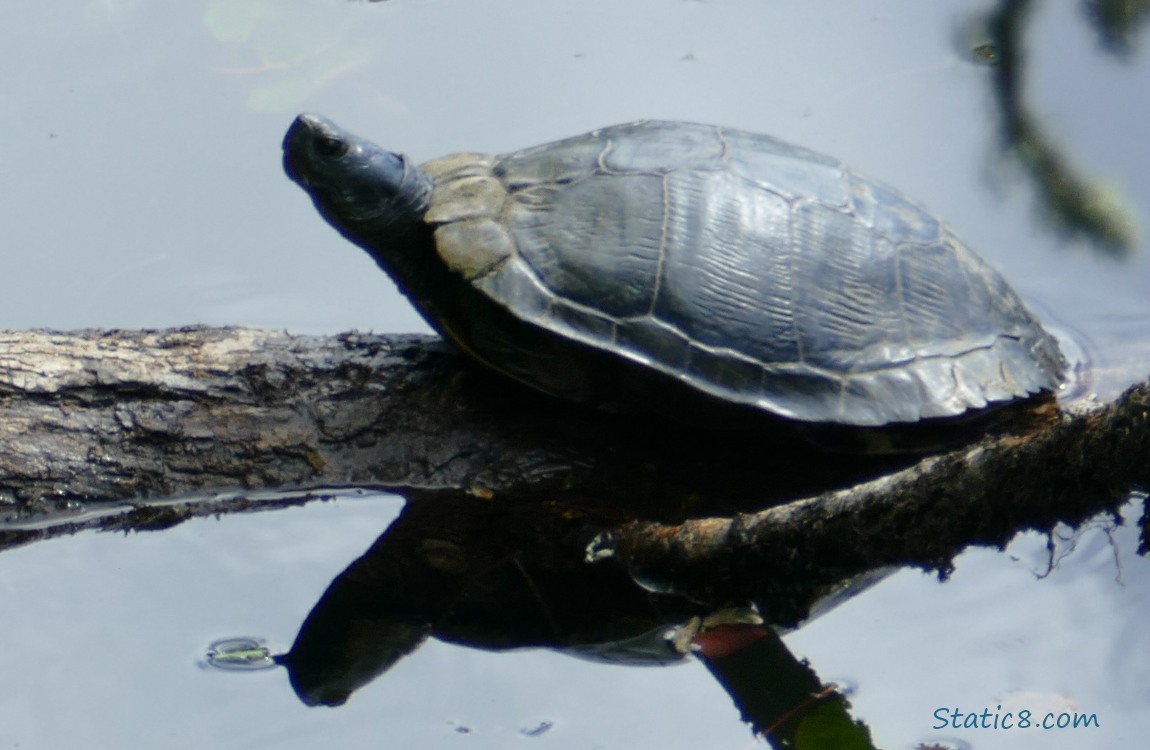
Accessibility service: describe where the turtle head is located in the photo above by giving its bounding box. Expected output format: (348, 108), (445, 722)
(283, 114), (433, 250)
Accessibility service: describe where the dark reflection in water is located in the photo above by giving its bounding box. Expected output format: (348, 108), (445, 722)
(974, 0), (1143, 255)
(239, 490), (1145, 748)
(258, 487), (1148, 747)
(272, 490), (882, 747)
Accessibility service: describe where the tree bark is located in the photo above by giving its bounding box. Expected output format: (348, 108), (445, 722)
(2, 327), (1147, 589)
(0, 326), (609, 516)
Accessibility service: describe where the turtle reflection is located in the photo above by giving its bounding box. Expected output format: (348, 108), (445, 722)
(272, 490), (881, 748)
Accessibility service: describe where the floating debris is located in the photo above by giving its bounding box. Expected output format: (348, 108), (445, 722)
(519, 720), (554, 737)
(204, 637), (277, 671)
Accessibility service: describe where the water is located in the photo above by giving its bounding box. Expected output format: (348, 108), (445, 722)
(2, 1), (1149, 747)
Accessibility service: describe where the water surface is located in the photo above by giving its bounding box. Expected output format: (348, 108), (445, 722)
(2, 2), (1149, 747)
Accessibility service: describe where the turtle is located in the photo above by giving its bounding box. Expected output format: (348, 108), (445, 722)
(282, 116), (1065, 438)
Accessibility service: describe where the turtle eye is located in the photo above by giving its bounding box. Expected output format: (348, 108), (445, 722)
(315, 135), (348, 158)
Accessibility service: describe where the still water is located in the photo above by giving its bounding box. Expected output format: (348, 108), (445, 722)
(1, 1), (1149, 748)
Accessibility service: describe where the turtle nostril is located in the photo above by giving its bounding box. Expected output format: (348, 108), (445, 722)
(315, 135), (348, 158)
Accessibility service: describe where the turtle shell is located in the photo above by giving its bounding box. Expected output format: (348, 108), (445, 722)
(418, 120), (1064, 426)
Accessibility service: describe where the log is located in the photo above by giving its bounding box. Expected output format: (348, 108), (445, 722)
(593, 382), (1150, 614)
(2, 326), (1146, 609)
(0, 326), (908, 538)
(0, 326), (613, 547)
(0, 327), (504, 504)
